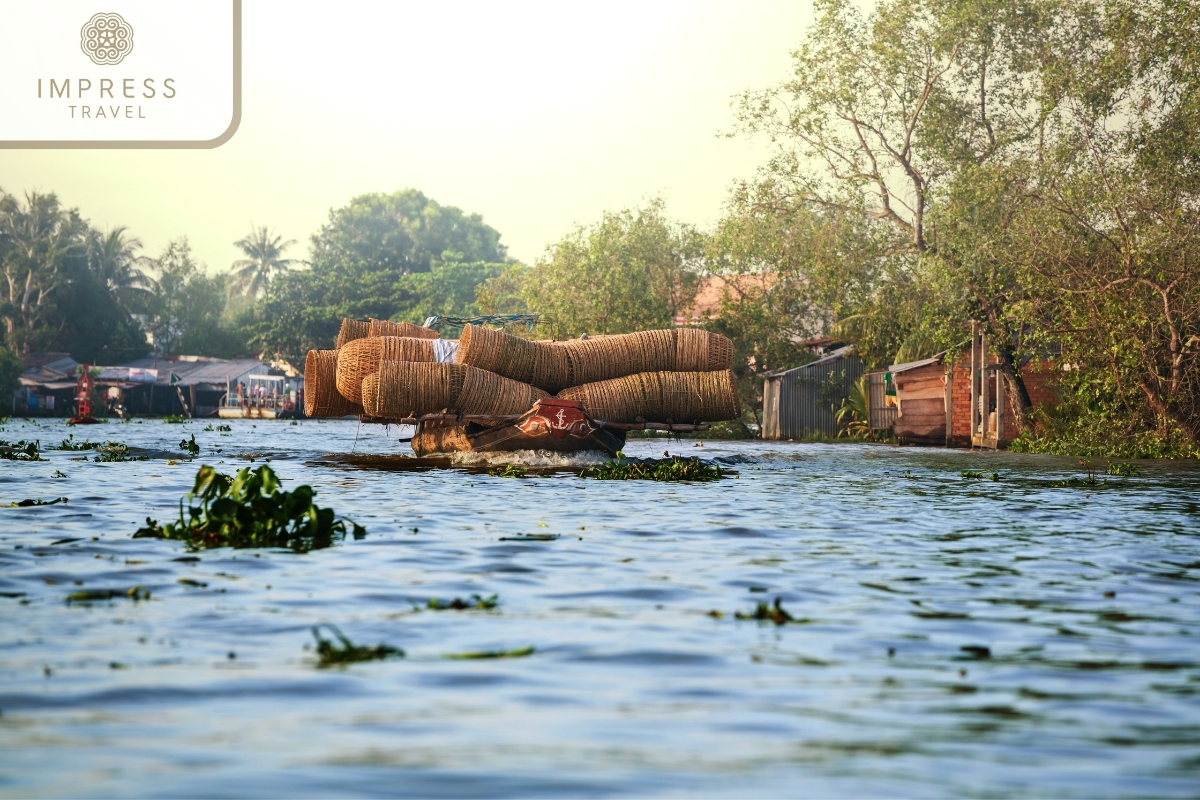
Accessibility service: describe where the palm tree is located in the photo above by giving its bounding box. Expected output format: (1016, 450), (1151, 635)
(87, 226), (153, 312)
(230, 225), (300, 298)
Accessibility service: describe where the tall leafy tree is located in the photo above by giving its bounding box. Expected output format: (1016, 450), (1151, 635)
(230, 225), (301, 299)
(0, 191), (87, 352)
(515, 198), (703, 339)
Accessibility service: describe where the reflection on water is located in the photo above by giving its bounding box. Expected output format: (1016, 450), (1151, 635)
(1, 417), (1198, 797)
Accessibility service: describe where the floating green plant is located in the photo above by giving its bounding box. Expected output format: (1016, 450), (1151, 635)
(1108, 462), (1138, 477)
(5, 496), (67, 507)
(93, 442), (149, 462)
(217, 424), (232, 432)
(132, 464), (365, 552)
(960, 470), (1000, 481)
(66, 586), (150, 604)
(179, 434), (200, 458)
(5, 496), (67, 510)
(0, 439), (43, 461)
(488, 464), (527, 478)
(312, 624), (403, 667)
(58, 435), (100, 451)
(424, 594), (499, 611)
(735, 597), (795, 625)
(580, 453), (722, 482)
(163, 415), (188, 424)
(443, 645), (534, 660)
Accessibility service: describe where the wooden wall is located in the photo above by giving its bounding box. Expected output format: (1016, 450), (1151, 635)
(893, 362), (947, 444)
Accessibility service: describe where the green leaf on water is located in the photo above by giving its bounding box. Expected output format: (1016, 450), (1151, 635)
(443, 645), (534, 660)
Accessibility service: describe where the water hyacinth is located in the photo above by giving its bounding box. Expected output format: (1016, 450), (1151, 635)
(133, 464), (365, 552)
(579, 453), (722, 482)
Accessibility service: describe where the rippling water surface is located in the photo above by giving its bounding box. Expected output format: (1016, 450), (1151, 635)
(1, 417), (1198, 797)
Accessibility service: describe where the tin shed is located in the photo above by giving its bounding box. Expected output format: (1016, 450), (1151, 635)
(890, 352), (949, 444)
(762, 347), (864, 440)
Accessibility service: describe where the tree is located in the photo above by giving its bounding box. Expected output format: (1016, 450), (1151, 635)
(0, 343), (20, 402)
(143, 239), (245, 359)
(229, 225), (301, 299)
(86, 226), (152, 312)
(0, 191), (87, 352)
(733, 0), (1051, 424)
(518, 198), (703, 339)
(253, 190), (510, 363)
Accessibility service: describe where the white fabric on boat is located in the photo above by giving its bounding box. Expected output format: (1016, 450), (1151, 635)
(433, 339), (459, 363)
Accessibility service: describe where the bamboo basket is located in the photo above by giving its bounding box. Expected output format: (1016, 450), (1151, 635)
(335, 318), (370, 349)
(456, 325), (734, 392)
(674, 328), (735, 372)
(304, 349), (364, 418)
(362, 361), (548, 420)
(335, 336), (439, 403)
(558, 369), (740, 423)
(368, 318), (440, 340)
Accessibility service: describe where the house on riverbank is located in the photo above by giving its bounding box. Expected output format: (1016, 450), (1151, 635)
(762, 347), (864, 440)
(11, 353), (300, 418)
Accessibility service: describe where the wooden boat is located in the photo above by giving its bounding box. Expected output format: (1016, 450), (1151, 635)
(368, 397), (709, 456)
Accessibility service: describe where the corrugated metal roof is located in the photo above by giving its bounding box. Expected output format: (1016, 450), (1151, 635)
(111, 357), (268, 386)
(889, 351), (946, 374)
(762, 350), (864, 439)
(766, 345), (856, 379)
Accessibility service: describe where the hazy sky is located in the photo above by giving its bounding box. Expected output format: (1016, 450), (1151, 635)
(0, 1), (814, 271)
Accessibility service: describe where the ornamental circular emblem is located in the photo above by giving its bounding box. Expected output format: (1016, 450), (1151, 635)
(80, 12), (134, 66)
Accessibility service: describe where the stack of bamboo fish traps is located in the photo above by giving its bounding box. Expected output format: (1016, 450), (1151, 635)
(304, 317), (740, 452)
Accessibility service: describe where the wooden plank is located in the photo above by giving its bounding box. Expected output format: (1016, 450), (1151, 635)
(898, 385), (946, 401)
(898, 398), (944, 417)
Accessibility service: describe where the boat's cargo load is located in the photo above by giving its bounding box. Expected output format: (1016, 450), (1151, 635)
(368, 318), (440, 340)
(335, 336), (439, 403)
(304, 349), (364, 418)
(335, 318), (370, 350)
(455, 326), (734, 393)
(557, 369), (739, 423)
(361, 361), (549, 420)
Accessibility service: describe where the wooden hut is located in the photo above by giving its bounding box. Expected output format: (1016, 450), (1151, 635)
(889, 352), (949, 444)
(763, 347), (863, 440)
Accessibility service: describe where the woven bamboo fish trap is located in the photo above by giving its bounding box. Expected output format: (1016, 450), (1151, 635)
(456, 325), (734, 392)
(368, 318), (441, 340)
(558, 369), (740, 423)
(362, 361), (549, 420)
(304, 349), (364, 418)
(335, 318), (370, 349)
(335, 336), (439, 403)
(673, 327), (735, 372)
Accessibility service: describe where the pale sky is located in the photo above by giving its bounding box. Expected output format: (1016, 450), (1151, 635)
(0, 1), (814, 271)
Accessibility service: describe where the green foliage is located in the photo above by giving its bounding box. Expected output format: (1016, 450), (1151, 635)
(311, 624), (403, 667)
(0, 191), (150, 362)
(229, 225), (300, 299)
(961, 470), (1000, 481)
(488, 464), (527, 478)
(66, 586), (150, 604)
(58, 434), (100, 450)
(516, 198), (702, 339)
(443, 646), (534, 660)
(0, 345), (22, 401)
(92, 442), (147, 462)
(425, 594), (499, 611)
(162, 414), (187, 424)
(252, 190), (508, 364)
(835, 375), (871, 437)
(0, 439), (42, 461)
(143, 239), (249, 359)
(735, 597), (795, 625)
(579, 453), (723, 482)
(179, 434), (200, 458)
(132, 464), (365, 552)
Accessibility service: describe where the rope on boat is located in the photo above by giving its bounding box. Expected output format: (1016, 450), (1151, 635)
(422, 314), (541, 332)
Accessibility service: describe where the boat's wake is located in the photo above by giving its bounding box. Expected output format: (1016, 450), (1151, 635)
(449, 449), (611, 468)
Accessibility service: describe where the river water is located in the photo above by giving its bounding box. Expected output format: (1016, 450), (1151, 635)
(1, 417), (1198, 797)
